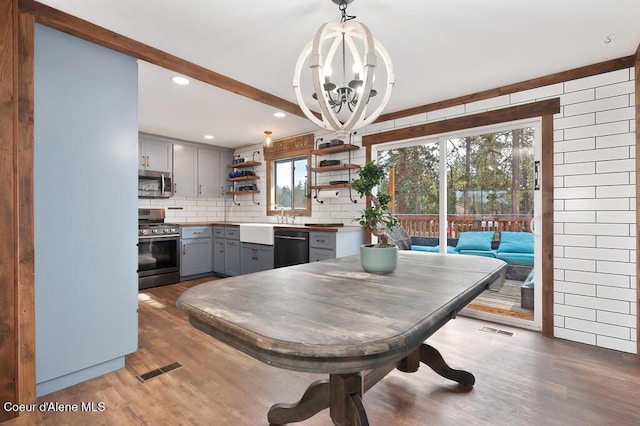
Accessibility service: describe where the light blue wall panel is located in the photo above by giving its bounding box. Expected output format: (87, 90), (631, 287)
(34, 24), (138, 396)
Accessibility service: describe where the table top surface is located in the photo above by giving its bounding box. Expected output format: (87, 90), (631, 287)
(177, 252), (506, 373)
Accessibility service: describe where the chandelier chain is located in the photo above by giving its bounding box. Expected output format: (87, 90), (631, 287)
(338, 1), (356, 23)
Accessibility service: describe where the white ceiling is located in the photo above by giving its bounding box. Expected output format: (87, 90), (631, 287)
(39, 0), (640, 149)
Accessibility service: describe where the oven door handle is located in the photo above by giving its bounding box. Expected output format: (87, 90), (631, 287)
(138, 235), (179, 240)
(161, 173), (166, 194)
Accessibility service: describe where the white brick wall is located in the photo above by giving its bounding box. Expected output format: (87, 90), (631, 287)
(227, 66), (637, 354)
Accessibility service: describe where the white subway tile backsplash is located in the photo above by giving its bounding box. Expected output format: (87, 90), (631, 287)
(554, 211), (595, 223)
(596, 261), (636, 276)
(564, 198), (629, 212)
(564, 146), (629, 164)
(596, 106), (635, 124)
(426, 104), (466, 121)
(597, 310), (637, 328)
(555, 234), (596, 247)
(597, 335), (636, 353)
(566, 247), (630, 262)
(554, 292), (565, 304)
(565, 317), (630, 340)
(564, 121), (629, 140)
(554, 327), (597, 345)
(595, 80), (635, 99)
(564, 69), (630, 92)
(596, 285), (636, 302)
(565, 270), (629, 288)
(464, 95), (510, 113)
(595, 159), (634, 174)
(563, 95), (629, 117)
(554, 315), (565, 328)
(554, 304), (596, 321)
(564, 222), (629, 236)
(564, 294), (630, 314)
(597, 211), (635, 224)
(564, 172), (628, 188)
(554, 256), (596, 272)
(560, 88), (595, 105)
(596, 236), (636, 250)
(554, 187), (595, 199)
(555, 280), (596, 296)
(555, 113), (595, 130)
(595, 184), (635, 198)
(554, 162), (595, 176)
(554, 137), (595, 153)
(596, 133), (636, 148)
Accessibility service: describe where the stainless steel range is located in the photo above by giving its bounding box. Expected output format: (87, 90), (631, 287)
(138, 208), (180, 289)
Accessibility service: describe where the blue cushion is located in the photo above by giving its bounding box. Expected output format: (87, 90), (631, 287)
(458, 249), (497, 258)
(455, 232), (494, 251)
(496, 252), (534, 266)
(411, 245), (459, 254)
(497, 232), (534, 253)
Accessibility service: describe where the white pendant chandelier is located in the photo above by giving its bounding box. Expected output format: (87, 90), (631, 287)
(293, 0), (394, 138)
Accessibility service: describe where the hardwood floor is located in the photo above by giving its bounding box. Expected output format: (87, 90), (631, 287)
(5, 277), (640, 425)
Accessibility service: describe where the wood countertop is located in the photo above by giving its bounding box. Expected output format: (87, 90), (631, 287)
(176, 222), (362, 233)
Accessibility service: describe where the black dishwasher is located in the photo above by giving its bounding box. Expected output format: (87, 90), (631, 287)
(274, 230), (309, 268)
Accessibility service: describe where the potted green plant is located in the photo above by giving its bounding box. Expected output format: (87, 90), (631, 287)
(351, 160), (399, 274)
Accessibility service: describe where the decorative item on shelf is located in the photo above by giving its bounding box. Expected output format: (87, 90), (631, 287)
(351, 160), (399, 274)
(293, 0), (394, 138)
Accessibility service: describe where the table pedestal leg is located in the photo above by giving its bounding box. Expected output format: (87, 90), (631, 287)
(267, 378), (329, 425)
(397, 343), (475, 386)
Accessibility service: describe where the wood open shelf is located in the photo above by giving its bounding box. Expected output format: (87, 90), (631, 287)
(227, 161), (261, 168)
(311, 183), (351, 190)
(311, 144), (360, 156)
(226, 190), (260, 195)
(227, 175), (260, 182)
(311, 164), (360, 173)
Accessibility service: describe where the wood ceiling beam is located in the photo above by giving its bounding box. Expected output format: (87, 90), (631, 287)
(27, 1), (310, 119)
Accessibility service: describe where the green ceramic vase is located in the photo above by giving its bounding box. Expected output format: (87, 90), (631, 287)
(360, 244), (398, 274)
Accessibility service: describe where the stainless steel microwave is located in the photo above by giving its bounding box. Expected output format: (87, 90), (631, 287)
(138, 170), (172, 198)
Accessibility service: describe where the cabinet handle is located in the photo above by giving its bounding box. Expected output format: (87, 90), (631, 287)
(317, 239), (325, 243)
(183, 245), (186, 255)
(141, 156), (146, 167)
(199, 184), (203, 195)
(252, 249), (257, 260)
(174, 182), (178, 193)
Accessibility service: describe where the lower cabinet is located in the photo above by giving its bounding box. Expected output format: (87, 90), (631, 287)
(212, 226), (241, 277)
(181, 226), (213, 277)
(309, 230), (363, 262)
(240, 242), (274, 275)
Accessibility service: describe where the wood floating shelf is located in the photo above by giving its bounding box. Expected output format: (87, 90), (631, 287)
(227, 176), (260, 182)
(311, 183), (351, 190)
(311, 164), (360, 173)
(227, 161), (261, 168)
(226, 190), (260, 195)
(311, 144), (360, 155)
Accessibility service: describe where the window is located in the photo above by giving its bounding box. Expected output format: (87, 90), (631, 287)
(264, 133), (314, 217)
(274, 156), (308, 211)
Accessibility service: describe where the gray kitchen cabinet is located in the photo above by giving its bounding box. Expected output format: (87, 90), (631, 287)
(240, 242), (274, 275)
(309, 230), (363, 262)
(173, 144), (198, 196)
(139, 134), (172, 172)
(173, 143), (232, 198)
(212, 226), (241, 276)
(198, 148), (222, 198)
(180, 226), (213, 277)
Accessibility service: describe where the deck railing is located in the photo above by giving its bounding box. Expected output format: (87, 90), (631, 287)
(399, 214), (532, 240)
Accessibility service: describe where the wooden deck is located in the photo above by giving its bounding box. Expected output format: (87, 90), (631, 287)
(467, 279), (534, 321)
(6, 276), (640, 425)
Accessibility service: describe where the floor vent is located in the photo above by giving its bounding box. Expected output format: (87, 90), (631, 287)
(137, 361), (183, 383)
(480, 326), (514, 337)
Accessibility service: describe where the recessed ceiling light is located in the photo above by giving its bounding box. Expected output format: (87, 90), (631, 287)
(273, 112), (286, 118)
(172, 76), (190, 85)
(204, 135), (214, 140)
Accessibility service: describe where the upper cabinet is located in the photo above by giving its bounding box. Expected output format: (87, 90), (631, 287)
(173, 142), (233, 198)
(139, 134), (172, 172)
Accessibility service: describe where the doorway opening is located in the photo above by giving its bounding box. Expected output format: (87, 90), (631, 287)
(374, 120), (542, 329)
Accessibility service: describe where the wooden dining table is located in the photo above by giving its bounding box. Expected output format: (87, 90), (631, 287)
(177, 251), (506, 425)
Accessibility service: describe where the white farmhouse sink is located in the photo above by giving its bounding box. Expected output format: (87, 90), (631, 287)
(239, 223), (274, 245)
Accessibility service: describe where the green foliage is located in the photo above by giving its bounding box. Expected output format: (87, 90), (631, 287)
(351, 161), (399, 247)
